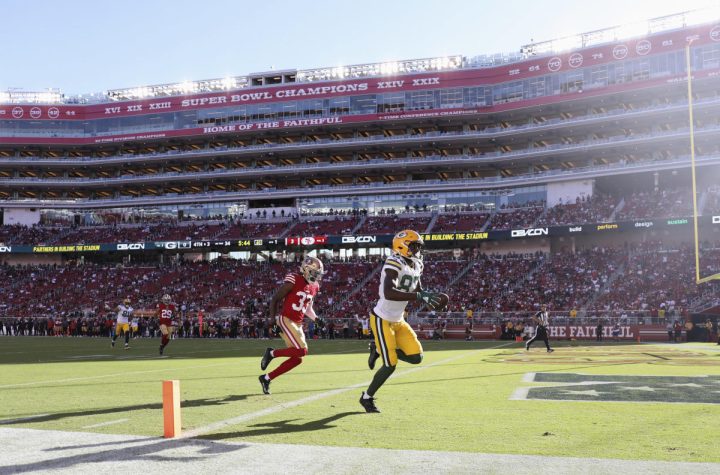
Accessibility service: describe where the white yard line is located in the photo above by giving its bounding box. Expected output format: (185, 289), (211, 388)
(182, 342), (514, 438)
(81, 419), (129, 429)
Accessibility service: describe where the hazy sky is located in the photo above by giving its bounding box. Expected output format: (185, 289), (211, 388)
(2, 0), (718, 95)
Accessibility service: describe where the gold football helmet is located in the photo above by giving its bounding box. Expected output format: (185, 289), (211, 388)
(392, 229), (424, 258)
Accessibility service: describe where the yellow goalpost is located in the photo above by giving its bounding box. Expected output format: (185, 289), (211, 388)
(687, 43), (720, 284)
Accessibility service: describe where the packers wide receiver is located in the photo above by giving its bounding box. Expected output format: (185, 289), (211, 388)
(111, 298), (133, 350)
(360, 230), (447, 413)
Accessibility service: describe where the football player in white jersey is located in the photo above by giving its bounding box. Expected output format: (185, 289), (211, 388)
(112, 298), (133, 350)
(359, 229), (447, 413)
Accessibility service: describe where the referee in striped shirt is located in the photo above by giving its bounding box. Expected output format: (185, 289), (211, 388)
(526, 304), (554, 352)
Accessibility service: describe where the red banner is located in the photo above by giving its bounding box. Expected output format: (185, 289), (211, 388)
(0, 23), (718, 123)
(0, 66), (717, 146)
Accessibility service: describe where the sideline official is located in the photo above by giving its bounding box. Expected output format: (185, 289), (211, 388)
(526, 304), (554, 353)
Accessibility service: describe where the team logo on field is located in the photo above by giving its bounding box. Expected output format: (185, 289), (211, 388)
(512, 373), (720, 404)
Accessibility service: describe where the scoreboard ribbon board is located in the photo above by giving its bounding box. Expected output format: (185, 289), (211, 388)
(0, 215), (718, 254)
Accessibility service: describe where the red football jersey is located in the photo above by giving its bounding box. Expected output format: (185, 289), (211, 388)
(157, 303), (176, 326)
(281, 272), (319, 323)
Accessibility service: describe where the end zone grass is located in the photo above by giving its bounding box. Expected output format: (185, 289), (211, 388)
(1, 337), (719, 463)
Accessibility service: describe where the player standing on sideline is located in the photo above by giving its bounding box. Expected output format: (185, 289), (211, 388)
(526, 303), (554, 352)
(157, 294), (176, 355)
(360, 230), (447, 413)
(111, 298), (133, 350)
(258, 256), (324, 394)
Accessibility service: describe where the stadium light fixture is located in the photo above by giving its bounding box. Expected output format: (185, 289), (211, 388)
(179, 81), (196, 94)
(221, 77), (236, 90)
(615, 22), (648, 41)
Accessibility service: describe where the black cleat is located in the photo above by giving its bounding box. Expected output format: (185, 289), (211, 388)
(261, 348), (274, 371)
(111, 340), (115, 348)
(159, 345), (164, 356)
(547, 348), (554, 353)
(259, 375), (271, 395)
(368, 341), (380, 370)
(525, 344), (529, 351)
(359, 392), (380, 413)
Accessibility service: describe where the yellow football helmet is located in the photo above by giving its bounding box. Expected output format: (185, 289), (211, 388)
(392, 229), (424, 258)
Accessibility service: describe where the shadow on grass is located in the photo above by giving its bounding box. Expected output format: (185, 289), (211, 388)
(0, 437), (247, 474)
(0, 394), (251, 426)
(197, 411), (363, 441)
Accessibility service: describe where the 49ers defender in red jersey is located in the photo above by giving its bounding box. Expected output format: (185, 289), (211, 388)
(258, 256), (324, 394)
(157, 294), (176, 355)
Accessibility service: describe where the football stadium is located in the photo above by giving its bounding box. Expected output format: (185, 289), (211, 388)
(2, 4), (720, 474)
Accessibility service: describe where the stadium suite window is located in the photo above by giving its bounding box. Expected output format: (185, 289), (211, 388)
(407, 90), (434, 110)
(589, 67), (607, 88)
(702, 45), (720, 69)
(328, 97), (350, 115)
(350, 95), (376, 114)
(439, 88), (462, 108)
(378, 92), (405, 113)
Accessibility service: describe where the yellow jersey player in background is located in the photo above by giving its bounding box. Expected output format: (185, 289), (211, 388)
(111, 298), (133, 350)
(360, 230), (447, 413)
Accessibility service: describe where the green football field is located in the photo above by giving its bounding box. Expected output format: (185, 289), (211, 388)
(1, 337), (720, 464)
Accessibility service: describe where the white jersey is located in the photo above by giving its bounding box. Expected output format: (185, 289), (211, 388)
(373, 254), (423, 322)
(116, 305), (134, 324)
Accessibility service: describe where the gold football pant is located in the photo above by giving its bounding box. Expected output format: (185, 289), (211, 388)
(370, 311), (422, 367)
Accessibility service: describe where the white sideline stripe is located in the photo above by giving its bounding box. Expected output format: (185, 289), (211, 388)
(0, 414), (49, 425)
(521, 372), (536, 383)
(81, 418), (129, 429)
(0, 361), (235, 389)
(4, 427), (720, 475)
(182, 342), (514, 439)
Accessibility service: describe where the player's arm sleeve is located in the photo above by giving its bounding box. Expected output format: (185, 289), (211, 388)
(382, 257), (403, 273)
